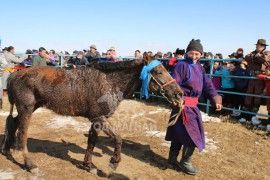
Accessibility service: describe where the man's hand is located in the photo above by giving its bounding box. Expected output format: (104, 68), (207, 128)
(216, 104), (222, 111)
(255, 53), (262, 58)
(178, 99), (185, 110)
(264, 51), (270, 60)
(257, 74), (267, 79)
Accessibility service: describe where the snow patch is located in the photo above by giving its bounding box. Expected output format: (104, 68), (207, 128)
(201, 112), (221, 123)
(203, 136), (218, 153)
(148, 109), (163, 114)
(0, 111), (13, 116)
(130, 111), (145, 119)
(47, 116), (91, 132)
(0, 168), (45, 180)
(0, 168), (17, 179)
(33, 108), (52, 114)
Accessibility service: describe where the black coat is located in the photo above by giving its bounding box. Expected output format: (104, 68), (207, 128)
(85, 51), (101, 64)
(232, 67), (250, 91)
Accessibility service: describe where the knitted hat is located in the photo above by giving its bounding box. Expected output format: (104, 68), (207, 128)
(77, 51), (84, 55)
(186, 39), (203, 54)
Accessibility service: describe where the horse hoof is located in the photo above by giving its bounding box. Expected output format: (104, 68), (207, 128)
(108, 162), (117, 174)
(77, 163), (98, 174)
(1, 149), (11, 156)
(89, 168), (98, 174)
(30, 167), (39, 174)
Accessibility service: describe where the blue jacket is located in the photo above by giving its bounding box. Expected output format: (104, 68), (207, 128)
(216, 67), (235, 89)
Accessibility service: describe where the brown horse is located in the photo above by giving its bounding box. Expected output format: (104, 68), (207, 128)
(1, 52), (183, 174)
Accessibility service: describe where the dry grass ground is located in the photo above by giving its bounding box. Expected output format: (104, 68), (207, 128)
(0, 96), (269, 180)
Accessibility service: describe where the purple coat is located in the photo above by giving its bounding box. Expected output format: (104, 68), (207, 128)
(165, 57), (221, 151)
(212, 69), (221, 90)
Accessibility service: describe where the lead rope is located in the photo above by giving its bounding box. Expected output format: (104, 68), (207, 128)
(167, 108), (182, 127)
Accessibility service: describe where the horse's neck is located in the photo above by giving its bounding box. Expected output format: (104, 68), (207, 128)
(109, 62), (144, 99)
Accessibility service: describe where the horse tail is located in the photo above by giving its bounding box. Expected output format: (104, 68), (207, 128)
(7, 72), (16, 106)
(1, 74), (18, 151)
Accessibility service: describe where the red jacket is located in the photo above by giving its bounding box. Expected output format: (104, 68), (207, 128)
(168, 57), (178, 67)
(257, 74), (270, 95)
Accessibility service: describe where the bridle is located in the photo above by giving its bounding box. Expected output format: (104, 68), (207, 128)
(140, 60), (183, 126)
(148, 65), (184, 127)
(148, 72), (177, 104)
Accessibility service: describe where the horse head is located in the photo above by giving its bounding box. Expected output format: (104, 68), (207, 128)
(141, 52), (184, 107)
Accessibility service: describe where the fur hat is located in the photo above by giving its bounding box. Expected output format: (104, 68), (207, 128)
(175, 48), (185, 55)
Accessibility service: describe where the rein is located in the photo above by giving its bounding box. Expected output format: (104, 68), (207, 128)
(149, 74), (182, 127)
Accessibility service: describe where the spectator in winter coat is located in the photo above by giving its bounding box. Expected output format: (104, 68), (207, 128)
(85, 44), (101, 65)
(242, 39), (270, 117)
(168, 48), (185, 68)
(212, 61), (221, 90)
(257, 66), (270, 124)
(231, 61), (250, 117)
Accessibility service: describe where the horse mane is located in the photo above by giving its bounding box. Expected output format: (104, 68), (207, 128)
(90, 60), (143, 71)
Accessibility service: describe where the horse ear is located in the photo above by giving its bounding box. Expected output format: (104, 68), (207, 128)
(143, 52), (152, 65)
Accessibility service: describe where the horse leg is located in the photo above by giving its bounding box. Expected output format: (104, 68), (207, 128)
(16, 105), (37, 173)
(1, 113), (19, 156)
(102, 121), (122, 173)
(82, 123), (100, 174)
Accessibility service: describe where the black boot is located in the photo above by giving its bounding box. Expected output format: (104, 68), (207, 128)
(179, 146), (198, 175)
(0, 99), (2, 109)
(168, 141), (182, 168)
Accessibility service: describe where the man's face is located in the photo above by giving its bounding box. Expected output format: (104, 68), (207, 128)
(205, 55), (212, 59)
(240, 63), (246, 70)
(39, 50), (46, 57)
(176, 54), (183, 58)
(237, 50), (243, 54)
(90, 47), (95, 53)
(11, 48), (15, 54)
(265, 69), (270, 75)
(77, 54), (83, 59)
(256, 44), (265, 52)
(214, 62), (219, 69)
(229, 63), (235, 71)
(135, 51), (140, 57)
(186, 51), (202, 62)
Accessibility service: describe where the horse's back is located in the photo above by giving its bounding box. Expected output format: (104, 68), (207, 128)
(7, 66), (120, 118)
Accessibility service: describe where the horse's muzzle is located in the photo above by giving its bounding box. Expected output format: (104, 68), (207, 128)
(171, 93), (183, 107)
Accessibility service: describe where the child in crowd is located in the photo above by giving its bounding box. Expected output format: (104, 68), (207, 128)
(21, 49), (33, 66)
(215, 61), (235, 108)
(168, 48), (185, 71)
(212, 61), (221, 90)
(231, 61), (250, 117)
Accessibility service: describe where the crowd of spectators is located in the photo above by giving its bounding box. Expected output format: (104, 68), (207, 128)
(1, 40), (270, 125)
